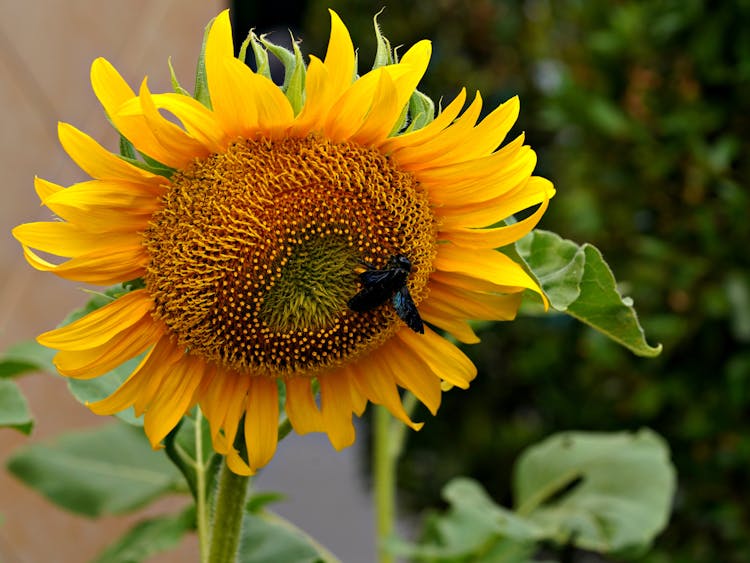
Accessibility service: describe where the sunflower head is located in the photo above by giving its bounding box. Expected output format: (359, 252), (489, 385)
(13, 10), (554, 474)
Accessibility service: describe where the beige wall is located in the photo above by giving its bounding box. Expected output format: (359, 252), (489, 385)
(0, 2), (225, 561)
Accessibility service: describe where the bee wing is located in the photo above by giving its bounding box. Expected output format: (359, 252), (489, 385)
(348, 284), (388, 311)
(359, 268), (400, 286)
(393, 286), (424, 334)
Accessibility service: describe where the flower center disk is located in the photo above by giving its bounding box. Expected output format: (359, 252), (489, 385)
(144, 135), (436, 377)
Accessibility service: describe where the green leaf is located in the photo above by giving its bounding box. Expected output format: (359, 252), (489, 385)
(516, 230), (662, 357)
(514, 429), (676, 553)
(245, 490), (286, 513)
(92, 508), (194, 563)
(119, 135), (138, 160)
(388, 478), (540, 562)
(7, 422), (183, 517)
(0, 340), (56, 379)
(405, 90), (436, 133)
(194, 16), (213, 108)
(117, 153), (174, 178)
(0, 380), (34, 434)
(372, 9), (394, 70)
(241, 31), (271, 79)
(281, 36), (307, 115)
(167, 57), (191, 96)
(238, 511), (340, 563)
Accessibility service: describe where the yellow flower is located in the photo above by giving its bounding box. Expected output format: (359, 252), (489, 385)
(13, 11), (553, 474)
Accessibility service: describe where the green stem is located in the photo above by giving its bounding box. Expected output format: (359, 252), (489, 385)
(208, 460), (250, 563)
(373, 405), (396, 563)
(278, 416), (293, 442)
(195, 410), (210, 563)
(373, 393), (420, 563)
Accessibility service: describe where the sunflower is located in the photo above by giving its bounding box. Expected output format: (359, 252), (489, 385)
(13, 10), (553, 475)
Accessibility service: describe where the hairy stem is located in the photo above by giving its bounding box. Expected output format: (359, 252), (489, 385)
(208, 461), (249, 563)
(195, 410), (210, 563)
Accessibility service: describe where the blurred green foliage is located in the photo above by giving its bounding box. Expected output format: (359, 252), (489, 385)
(301, 1), (750, 561)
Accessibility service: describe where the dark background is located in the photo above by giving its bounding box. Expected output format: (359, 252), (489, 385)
(232, 1), (750, 561)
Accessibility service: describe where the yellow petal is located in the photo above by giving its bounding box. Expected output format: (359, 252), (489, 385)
(20, 242), (147, 285)
(204, 10), (234, 94)
(391, 39), (431, 105)
(397, 327), (477, 389)
(440, 176), (555, 228)
(199, 366), (234, 439)
(90, 57), (135, 115)
(352, 350), (422, 430)
(420, 140), (536, 207)
(387, 337), (443, 414)
(202, 373), (254, 476)
(90, 58), (170, 166)
(89, 335), (181, 415)
(290, 56), (331, 136)
(204, 10), (258, 139)
(143, 354), (205, 447)
(440, 197), (549, 249)
(348, 70), (400, 146)
(433, 96), (519, 166)
(245, 376), (279, 470)
(125, 337), (184, 416)
(323, 10), (356, 101)
(58, 122), (163, 186)
(433, 243), (546, 305)
(418, 305), (481, 345)
(349, 40), (432, 145)
(149, 92), (227, 152)
(388, 92), (483, 169)
(38, 289), (152, 350)
(40, 178), (162, 212)
(52, 315), (162, 379)
(326, 66), (406, 138)
(13, 222), (142, 258)
(226, 450), (254, 476)
(427, 282), (523, 321)
(319, 366), (357, 450)
(380, 88), (467, 153)
(462, 96), (519, 158)
(34, 175), (63, 202)
(38, 178), (160, 232)
(136, 79), (210, 167)
(222, 57), (294, 136)
(222, 375), (251, 450)
(284, 377), (324, 435)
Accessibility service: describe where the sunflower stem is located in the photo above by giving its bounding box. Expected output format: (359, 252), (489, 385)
(374, 405), (396, 563)
(195, 410), (210, 563)
(208, 460), (249, 563)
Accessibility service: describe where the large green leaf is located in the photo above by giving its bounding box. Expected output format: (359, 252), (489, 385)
(516, 230), (662, 357)
(387, 478), (540, 562)
(92, 508), (194, 563)
(514, 429), (676, 553)
(394, 430), (675, 561)
(0, 379), (33, 434)
(238, 511), (340, 563)
(0, 340), (56, 379)
(7, 422), (183, 517)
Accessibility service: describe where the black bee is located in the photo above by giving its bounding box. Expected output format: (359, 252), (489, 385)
(347, 254), (424, 334)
